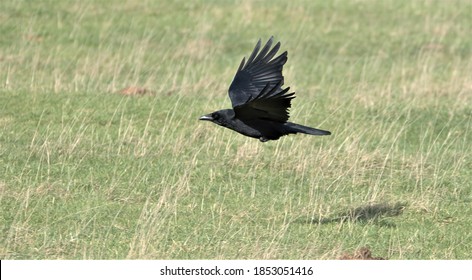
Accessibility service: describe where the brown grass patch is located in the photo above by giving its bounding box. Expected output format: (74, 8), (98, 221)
(339, 247), (386, 260)
(119, 86), (153, 96)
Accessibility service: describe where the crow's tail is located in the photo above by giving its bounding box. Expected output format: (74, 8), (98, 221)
(286, 122), (331, 136)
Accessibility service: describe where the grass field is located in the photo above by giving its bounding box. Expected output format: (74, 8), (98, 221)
(1, 0), (471, 259)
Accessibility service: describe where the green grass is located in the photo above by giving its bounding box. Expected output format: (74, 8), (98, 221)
(1, 0), (471, 259)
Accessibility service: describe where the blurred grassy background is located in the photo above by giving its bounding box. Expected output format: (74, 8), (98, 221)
(1, 0), (471, 259)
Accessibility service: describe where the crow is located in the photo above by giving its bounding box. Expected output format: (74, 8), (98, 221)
(199, 37), (331, 142)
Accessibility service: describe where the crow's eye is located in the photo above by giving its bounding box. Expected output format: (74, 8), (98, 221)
(212, 113), (220, 120)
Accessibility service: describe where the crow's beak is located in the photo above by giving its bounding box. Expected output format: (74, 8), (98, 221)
(199, 114), (213, 121)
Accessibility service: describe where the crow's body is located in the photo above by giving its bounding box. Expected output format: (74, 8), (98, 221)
(200, 37), (331, 142)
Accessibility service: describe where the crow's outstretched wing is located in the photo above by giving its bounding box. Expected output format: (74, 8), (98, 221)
(228, 37), (288, 108)
(234, 81), (295, 123)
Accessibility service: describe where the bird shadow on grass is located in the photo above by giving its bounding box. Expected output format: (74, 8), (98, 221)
(299, 202), (407, 227)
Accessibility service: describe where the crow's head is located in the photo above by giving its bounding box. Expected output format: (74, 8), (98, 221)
(199, 109), (235, 128)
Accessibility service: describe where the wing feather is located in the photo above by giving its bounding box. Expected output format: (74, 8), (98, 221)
(228, 37), (288, 108)
(244, 39), (261, 67)
(234, 81), (295, 123)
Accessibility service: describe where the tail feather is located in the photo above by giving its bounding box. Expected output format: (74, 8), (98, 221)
(286, 122), (331, 136)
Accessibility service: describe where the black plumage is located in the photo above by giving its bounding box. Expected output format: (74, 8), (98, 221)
(199, 37), (331, 142)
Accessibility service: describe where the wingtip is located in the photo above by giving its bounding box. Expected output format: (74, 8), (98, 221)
(255, 38), (262, 48)
(265, 37), (273, 48)
(246, 39), (262, 65)
(238, 57), (246, 71)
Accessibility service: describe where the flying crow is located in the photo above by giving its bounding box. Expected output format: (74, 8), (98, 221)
(199, 37), (331, 142)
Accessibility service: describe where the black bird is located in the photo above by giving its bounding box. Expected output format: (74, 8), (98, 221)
(199, 37), (331, 142)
